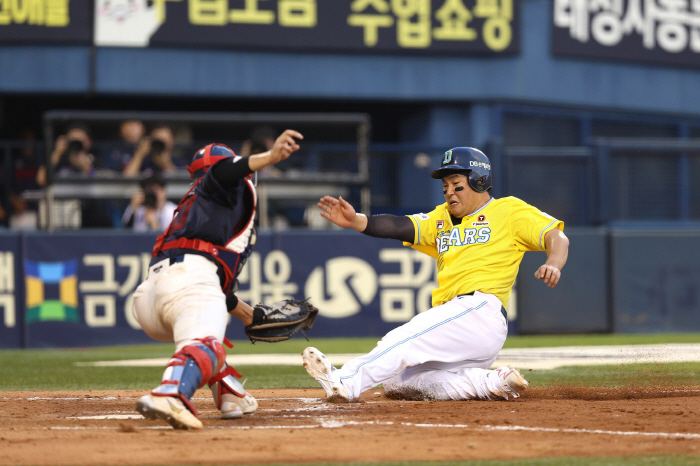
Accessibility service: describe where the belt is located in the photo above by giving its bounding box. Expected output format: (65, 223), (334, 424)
(457, 291), (508, 322)
(169, 255), (185, 265)
(148, 254), (209, 277)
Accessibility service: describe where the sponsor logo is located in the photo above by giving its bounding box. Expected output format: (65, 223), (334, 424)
(25, 259), (79, 324)
(416, 213), (430, 221)
(167, 399), (183, 413)
(478, 215), (486, 222)
(472, 222), (489, 226)
(437, 220), (444, 229)
(470, 161), (491, 170)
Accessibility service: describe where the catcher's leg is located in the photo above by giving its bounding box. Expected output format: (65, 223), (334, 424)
(136, 336), (226, 430)
(208, 364), (258, 419)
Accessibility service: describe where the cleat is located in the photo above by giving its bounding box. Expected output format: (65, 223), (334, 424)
(220, 392), (258, 419)
(136, 394), (203, 430)
(495, 366), (529, 399)
(302, 347), (349, 400)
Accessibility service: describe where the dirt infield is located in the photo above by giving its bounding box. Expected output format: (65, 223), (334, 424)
(1, 387), (699, 465)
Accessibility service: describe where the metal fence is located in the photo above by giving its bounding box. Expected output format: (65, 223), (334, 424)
(3, 125), (700, 229)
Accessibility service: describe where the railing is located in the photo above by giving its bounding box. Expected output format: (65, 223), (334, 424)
(3, 136), (700, 229)
(40, 110), (371, 230)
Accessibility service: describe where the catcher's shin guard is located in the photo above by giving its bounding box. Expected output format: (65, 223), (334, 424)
(208, 364), (258, 419)
(152, 336), (227, 415)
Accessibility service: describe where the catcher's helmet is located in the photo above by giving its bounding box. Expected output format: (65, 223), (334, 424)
(187, 143), (237, 179)
(430, 147), (492, 193)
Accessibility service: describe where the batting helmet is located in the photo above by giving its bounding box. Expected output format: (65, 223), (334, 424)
(187, 143), (237, 180)
(430, 147), (492, 193)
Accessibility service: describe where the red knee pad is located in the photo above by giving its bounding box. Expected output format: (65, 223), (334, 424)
(196, 336), (227, 374)
(172, 337), (227, 387)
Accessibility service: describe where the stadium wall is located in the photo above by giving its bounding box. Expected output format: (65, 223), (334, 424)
(1, 228), (699, 348)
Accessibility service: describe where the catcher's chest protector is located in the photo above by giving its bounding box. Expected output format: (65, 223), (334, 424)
(152, 173), (257, 294)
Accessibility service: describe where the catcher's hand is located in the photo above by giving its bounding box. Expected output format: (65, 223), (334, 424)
(244, 298), (319, 343)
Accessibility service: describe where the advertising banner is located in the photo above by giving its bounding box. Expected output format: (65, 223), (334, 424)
(0, 0), (92, 44)
(552, 0), (700, 68)
(0, 233), (22, 348)
(24, 233), (156, 347)
(94, 0), (519, 55)
(21, 231), (438, 347)
(611, 231), (700, 333)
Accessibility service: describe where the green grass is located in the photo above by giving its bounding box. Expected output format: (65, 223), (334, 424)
(503, 333), (700, 348)
(175, 457), (700, 466)
(2, 334), (700, 391)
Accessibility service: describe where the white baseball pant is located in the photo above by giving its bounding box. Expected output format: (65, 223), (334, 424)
(337, 291), (509, 400)
(132, 254), (228, 352)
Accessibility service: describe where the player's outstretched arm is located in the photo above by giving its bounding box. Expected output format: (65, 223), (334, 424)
(318, 195), (368, 231)
(534, 229), (569, 288)
(228, 297), (254, 327)
(248, 129), (303, 172)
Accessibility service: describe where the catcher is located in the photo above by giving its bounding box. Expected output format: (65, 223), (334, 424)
(132, 130), (318, 430)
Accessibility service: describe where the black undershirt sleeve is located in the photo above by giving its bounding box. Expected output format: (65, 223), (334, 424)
(362, 214), (415, 243)
(211, 157), (254, 185)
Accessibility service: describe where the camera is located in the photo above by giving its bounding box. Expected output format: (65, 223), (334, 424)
(66, 139), (84, 155)
(150, 139), (166, 156)
(143, 191), (158, 208)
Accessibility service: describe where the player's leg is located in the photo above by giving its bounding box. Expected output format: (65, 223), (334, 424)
(383, 363), (528, 400)
(304, 291), (507, 399)
(135, 256), (238, 428)
(136, 335), (226, 429)
(165, 260), (259, 419)
(208, 364), (258, 419)
(132, 274), (172, 342)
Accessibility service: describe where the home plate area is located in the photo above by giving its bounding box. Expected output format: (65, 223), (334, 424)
(1, 386), (699, 465)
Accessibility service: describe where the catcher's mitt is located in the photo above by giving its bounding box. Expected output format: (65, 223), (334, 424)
(244, 298), (319, 343)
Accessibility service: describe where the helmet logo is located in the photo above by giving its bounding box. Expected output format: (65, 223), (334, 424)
(442, 150), (453, 165)
(470, 160), (491, 170)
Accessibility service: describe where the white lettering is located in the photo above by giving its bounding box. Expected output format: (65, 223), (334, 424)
(80, 255), (119, 293)
(0, 252), (14, 292)
(84, 295), (116, 327)
(0, 295), (16, 328)
(304, 257), (377, 318)
(380, 289), (414, 322)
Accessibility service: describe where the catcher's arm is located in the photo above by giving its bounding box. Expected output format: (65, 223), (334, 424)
(226, 293), (254, 326)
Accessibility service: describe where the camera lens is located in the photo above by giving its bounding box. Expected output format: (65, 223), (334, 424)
(66, 139), (84, 154)
(144, 191), (158, 208)
(150, 139), (166, 156)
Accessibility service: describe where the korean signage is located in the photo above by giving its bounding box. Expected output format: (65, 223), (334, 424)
(95, 0), (519, 55)
(0, 231), (438, 347)
(0, 0), (91, 43)
(552, 0), (700, 68)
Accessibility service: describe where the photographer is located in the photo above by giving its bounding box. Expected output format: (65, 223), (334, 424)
(36, 122), (95, 187)
(122, 174), (176, 232)
(122, 123), (184, 177)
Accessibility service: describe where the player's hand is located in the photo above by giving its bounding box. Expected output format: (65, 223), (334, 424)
(534, 264), (561, 288)
(318, 195), (357, 229)
(269, 130), (303, 164)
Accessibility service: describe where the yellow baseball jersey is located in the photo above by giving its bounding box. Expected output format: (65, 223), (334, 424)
(405, 196), (564, 309)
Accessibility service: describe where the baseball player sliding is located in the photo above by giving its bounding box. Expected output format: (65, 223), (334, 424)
(303, 147), (569, 401)
(132, 130), (317, 430)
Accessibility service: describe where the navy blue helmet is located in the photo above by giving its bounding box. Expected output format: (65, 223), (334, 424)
(430, 147), (492, 193)
(187, 143), (237, 180)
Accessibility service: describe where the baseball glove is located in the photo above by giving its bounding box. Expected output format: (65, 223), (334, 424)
(244, 298), (319, 343)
